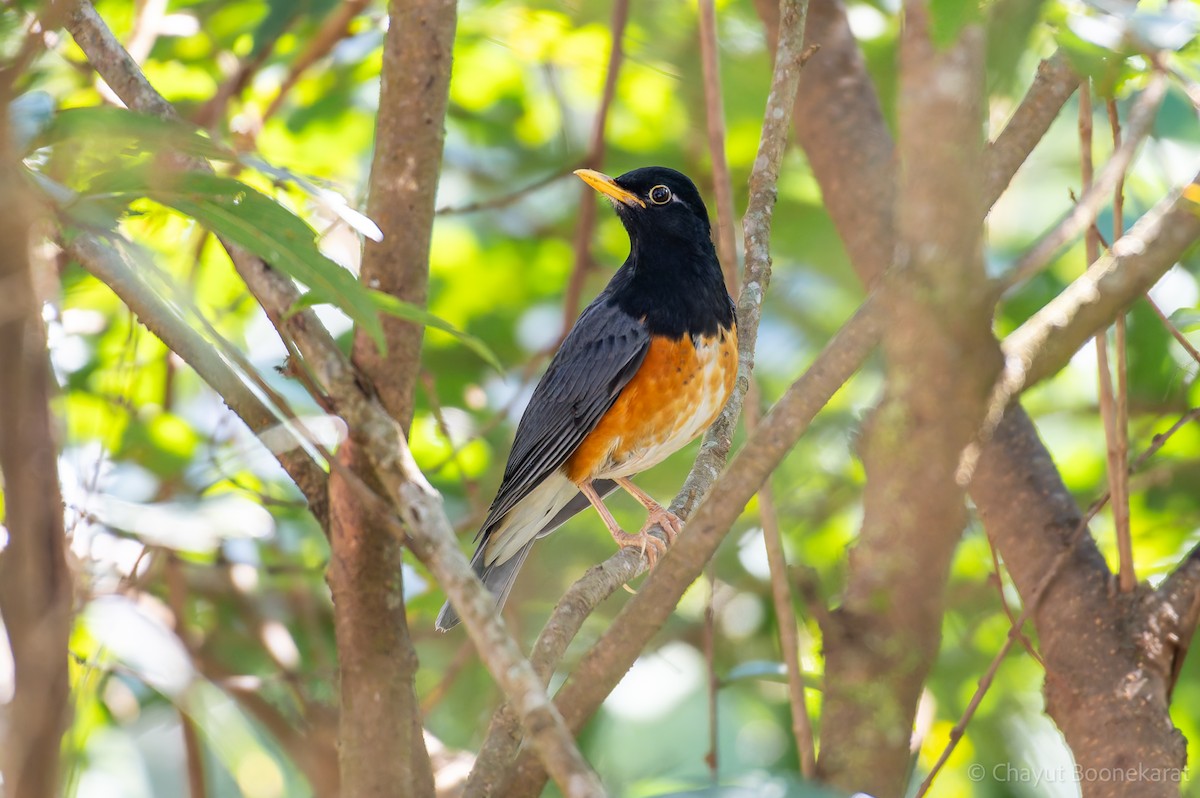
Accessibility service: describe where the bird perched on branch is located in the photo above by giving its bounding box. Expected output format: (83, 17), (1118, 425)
(436, 166), (737, 631)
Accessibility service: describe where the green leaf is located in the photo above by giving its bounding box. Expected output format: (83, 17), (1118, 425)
(85, 170), (389, 351)
(244, 155), (383, 241)
(293, 289), (504, 372)
(721, 660), (788, 686)
(33, 107), (235, 162)
(1169, 307), (1200, 332)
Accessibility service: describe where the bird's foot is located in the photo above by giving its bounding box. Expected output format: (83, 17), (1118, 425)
(643, 505), (684, 544)
(611, 528), (668, 568)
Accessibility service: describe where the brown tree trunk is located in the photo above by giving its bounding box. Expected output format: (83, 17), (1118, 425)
(0, 92), (73, 798)
(325, 0), (457, 795)
(818, 8), (997, 793)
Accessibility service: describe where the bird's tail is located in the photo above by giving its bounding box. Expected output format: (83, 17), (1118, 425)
(434, 539), (535, 632)
(433, 479), (618, 632)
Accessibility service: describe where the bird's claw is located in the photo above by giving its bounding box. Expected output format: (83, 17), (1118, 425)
(644, 506), (684, 544)
(612, 528), (668, 568)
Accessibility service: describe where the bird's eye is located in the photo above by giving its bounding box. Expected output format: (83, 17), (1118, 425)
(648, 185), (672, 205)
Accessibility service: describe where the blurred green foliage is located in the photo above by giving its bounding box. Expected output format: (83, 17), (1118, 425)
(4, 0), (1200, 796)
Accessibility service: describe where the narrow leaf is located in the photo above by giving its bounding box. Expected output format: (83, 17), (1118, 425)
(294, 289), (504, 372)
(34, 106), (235, 162)
(87, 170), (390, 351)
(721, 660), (788, 686)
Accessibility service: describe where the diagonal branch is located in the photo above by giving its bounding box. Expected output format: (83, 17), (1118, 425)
(994, 172), (1200, 404)
(66, 235), (330, 521)
(62, 0), (357, 406)
(983, 51), (1079, 209)
(999, 71), (1168, 290)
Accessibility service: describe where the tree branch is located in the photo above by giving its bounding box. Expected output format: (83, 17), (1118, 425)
(818, 7), (994, 792)
(997, 173), (1200, 396)
(0, 104), (72, 798)
(999, 71), (1168, 290)
(326, 0), (457, 791)
(983, 51), (1079, 209)
(757, 2), (1196, 793)
(62, 0), (359, 410)
(489, 11), (819, 788)
(65, 235), (330, 523)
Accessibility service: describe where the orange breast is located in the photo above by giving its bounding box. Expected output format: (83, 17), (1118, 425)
(565, 326), (738, 484)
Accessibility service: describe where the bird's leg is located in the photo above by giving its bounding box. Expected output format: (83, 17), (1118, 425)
(614, 476), (684, 544)
(580, 480), (667, 567)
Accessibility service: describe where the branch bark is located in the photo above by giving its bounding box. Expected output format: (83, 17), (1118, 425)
(325, 0), (456, 792)
(817, 8), (995, 793)
(0, 99), (72, 798)
(1000, 174), (1200, 390)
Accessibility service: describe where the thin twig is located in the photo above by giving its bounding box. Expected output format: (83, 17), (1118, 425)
(746, 387), (816, 777)
(262, 0), (370, 123)
(703, 563), (719, 781)
(560, 0), (629, 338)
(1086, 85), (1135, 595)
(435, 167), (576, 215)
(1108, 96), (1134, 593)
(419, 640), (476, 715)
(1145, 296), (1200, 365)
(698, 0), (740, 292)
(999, 71), (1167, 291)
(698, 0), (736, 776)
(986, 541), (1043, 665)
(983, 51), (1079, 209)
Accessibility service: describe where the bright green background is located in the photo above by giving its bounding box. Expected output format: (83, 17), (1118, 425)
(6, 0), (1200, 795)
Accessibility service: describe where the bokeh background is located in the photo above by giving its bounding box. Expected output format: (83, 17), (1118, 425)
(4, 0), (1200, 795)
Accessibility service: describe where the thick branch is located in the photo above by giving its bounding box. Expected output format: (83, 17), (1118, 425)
(756, 2), (1196, 793)
(1000, 174), (1200, 392)
(326, 0), (456, 793)
(819, 8), (994, 792)
(353, 0), (454, 429)
(974, 408), (1186, 798)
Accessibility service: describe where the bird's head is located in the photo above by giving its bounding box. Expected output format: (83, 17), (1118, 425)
(574, 166), (712, 246)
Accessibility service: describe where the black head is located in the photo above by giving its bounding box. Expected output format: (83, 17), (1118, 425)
(575, 167), (712, 247)
(574, 166), (733, 338)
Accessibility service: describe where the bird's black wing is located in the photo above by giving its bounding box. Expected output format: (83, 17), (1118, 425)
(477, 298), (649, 542)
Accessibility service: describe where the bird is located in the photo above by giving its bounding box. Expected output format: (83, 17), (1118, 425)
(436, 166), (737, 632)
